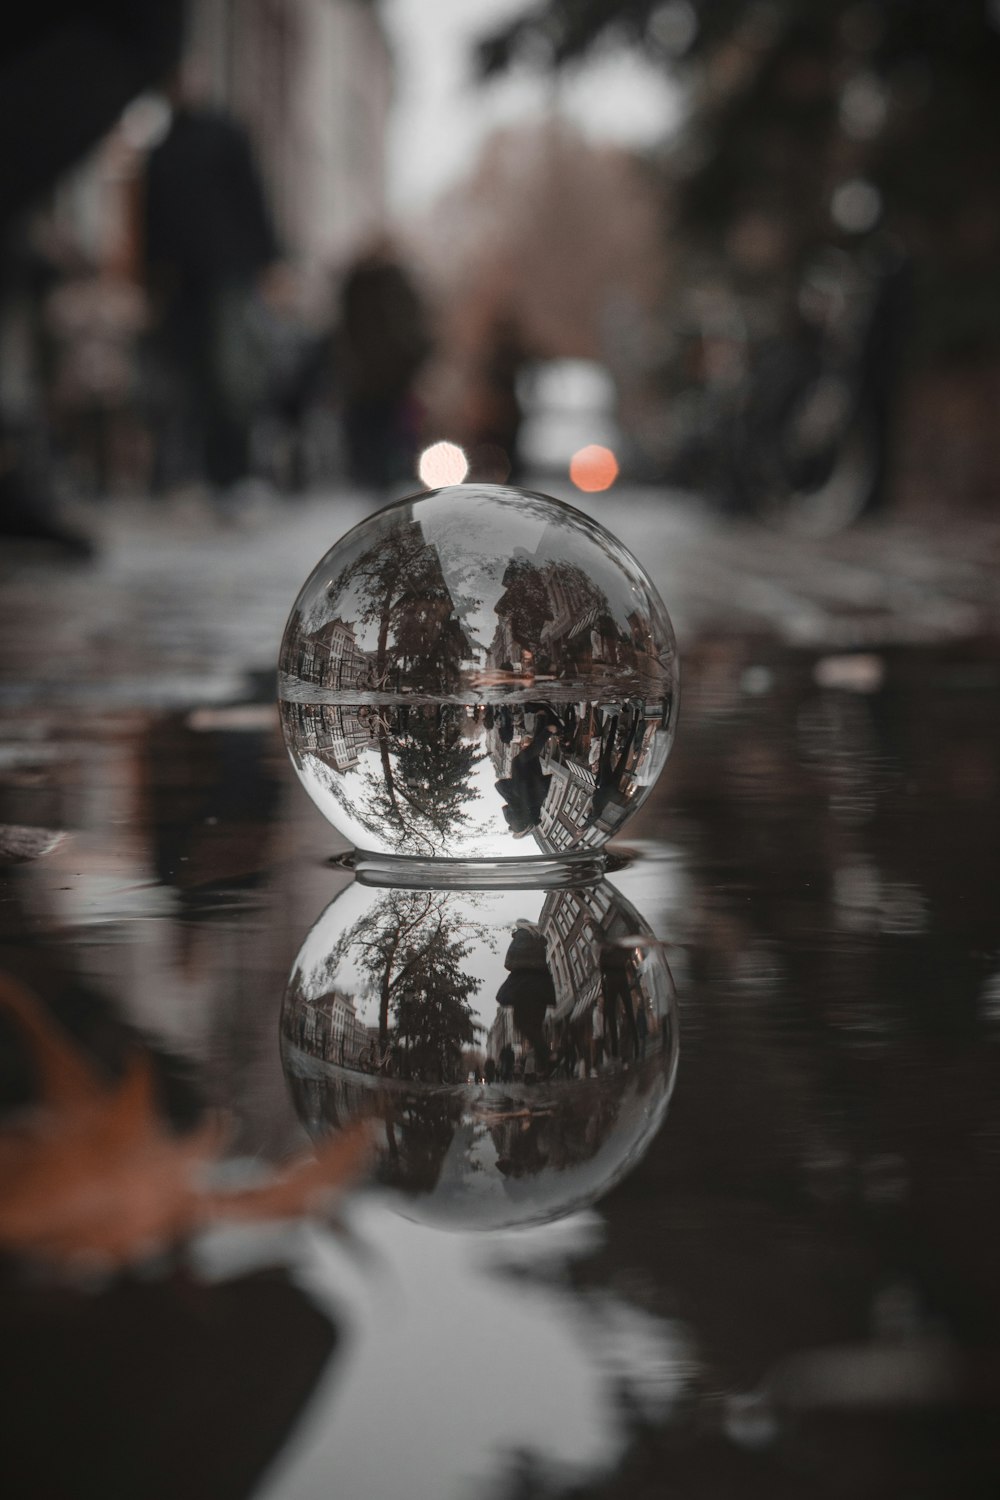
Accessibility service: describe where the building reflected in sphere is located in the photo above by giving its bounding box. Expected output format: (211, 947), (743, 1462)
(281, 876), (678, 1229)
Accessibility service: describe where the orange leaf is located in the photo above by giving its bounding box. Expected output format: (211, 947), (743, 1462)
(0, 976), (371, 1272)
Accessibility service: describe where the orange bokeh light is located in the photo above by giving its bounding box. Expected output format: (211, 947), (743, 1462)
(569, 444), (619, 492)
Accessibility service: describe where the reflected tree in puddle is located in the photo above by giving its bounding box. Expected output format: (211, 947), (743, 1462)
(318, 885), (493, 1063)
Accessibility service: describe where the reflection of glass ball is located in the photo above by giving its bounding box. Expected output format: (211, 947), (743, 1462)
(278, 484), (678, 864)
(281, 876), (678, 1230)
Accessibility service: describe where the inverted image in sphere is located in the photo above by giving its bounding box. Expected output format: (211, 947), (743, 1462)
(278, 484), (678, 862)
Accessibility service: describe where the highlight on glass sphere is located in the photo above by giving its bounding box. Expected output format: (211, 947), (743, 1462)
(278, 483), (679, 863)
(281, 878), (678, 1230)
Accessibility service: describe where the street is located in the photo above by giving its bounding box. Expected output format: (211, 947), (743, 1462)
(1, 484), (999, 1499)
(3, 486), (999, 711)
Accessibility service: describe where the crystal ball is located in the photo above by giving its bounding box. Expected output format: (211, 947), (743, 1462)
(278, 484), (678, 863)
(281, 876), (678, 1230)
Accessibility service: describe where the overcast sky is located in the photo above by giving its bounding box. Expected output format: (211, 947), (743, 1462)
(382, 0), (681, 216)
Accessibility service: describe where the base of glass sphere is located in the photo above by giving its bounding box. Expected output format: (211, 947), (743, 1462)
(348, 847), (610, 889)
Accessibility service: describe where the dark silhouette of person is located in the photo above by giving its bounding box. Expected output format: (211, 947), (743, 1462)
(599, 944), (641, 1062)
(497, 704), (515, 744)
(143, 82), (280, 496)
(588, 704), (642, 825)
(469, 311), (528, 482)
(0, 1), (184, 554)
(495, 920), (555, 1069)
(495, 713), (559, 837)
(337, 245), (431, 488)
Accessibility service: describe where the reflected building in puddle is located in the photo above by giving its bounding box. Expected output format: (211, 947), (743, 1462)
(281, 876), (678, 1229)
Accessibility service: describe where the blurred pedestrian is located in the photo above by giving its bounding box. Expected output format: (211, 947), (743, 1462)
(467, 311), (528, 483)
(337, 244), (431, 489)
(142, 72), (280, 502)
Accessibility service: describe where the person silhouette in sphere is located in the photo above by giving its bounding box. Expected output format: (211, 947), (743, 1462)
(494, 717), (555, 838)
(495, 920), (555, 1071)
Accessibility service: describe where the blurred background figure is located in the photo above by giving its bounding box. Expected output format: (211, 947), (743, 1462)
(142, 67), (281, 503)
(465, 310), (529, 482)
(336, 241), (432, 490)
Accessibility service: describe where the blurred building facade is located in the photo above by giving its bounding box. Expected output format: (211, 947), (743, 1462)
(186, 0), (391, 283)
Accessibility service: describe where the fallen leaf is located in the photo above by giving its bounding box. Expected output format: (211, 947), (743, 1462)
(0, 975), (372, 1272)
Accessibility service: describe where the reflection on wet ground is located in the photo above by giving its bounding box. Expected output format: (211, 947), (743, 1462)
(282, 879), (677, 1228)
(2, 495), (1000, 1496)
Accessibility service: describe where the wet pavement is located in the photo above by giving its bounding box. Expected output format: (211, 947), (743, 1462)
(1, 485), (999, 1499)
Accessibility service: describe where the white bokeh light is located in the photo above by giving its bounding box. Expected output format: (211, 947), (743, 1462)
(418, 440), (469, 488)
(831, 178), (883, 234)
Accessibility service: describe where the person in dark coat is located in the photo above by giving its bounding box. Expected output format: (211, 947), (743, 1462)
(143, 86), (280, 495)
(337, 245), (432, 489)
(495, 920), (555, 1069)
(494, 718), (554, 837)
(338, 247), (431, 486)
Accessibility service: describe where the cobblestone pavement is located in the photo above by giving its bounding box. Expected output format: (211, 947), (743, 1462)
(1, 485), (998, 707)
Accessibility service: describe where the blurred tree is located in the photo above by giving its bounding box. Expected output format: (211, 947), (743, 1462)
(476, 2), (1000, 509)
(477, 0), (1000, 353)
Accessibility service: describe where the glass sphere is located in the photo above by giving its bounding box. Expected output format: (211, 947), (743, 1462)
(281, 876), (678, 1230)
(278, 484), (678, 864)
